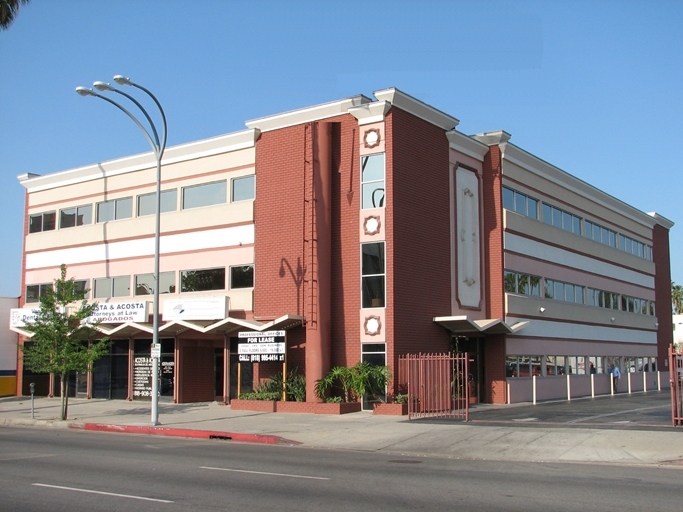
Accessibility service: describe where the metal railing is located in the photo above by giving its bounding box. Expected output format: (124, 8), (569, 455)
(399, 353), (469, 421)
(670, 345), (683, 427)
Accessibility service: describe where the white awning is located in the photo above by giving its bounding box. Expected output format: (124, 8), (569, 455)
(14, 314), (305, 339)
(433, 315), (528, 335)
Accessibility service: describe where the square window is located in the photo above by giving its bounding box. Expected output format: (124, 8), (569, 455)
(25, 283), (51, 303)
(230, 265), (254, 289)
(135, 272), (176, 295)
(60, 205), (92, 228)
(361, 154), (385, 209)
(137, 190), (177, 216)
(232, 175), (255, 202)
(29, 212), (56, 233)
(97, 198), (132, 222)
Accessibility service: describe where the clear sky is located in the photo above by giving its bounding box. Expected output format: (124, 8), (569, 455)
(1, 0), (681, 298)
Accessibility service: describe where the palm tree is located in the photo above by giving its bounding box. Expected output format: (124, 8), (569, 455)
(0, 0), (30, 30)
(672, 281), (683, 314)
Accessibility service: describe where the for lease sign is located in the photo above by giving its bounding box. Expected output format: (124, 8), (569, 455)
(237, 331), (286, 362)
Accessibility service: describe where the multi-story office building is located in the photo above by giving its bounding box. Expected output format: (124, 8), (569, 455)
(11, 88), (673, 405)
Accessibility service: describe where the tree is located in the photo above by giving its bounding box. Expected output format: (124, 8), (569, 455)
(0, 0), (30, 30)
(20, 265), (110, 420)
(673, 281), (683, 315)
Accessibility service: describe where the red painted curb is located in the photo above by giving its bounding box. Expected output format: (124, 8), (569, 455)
(69, 422), (300, 445)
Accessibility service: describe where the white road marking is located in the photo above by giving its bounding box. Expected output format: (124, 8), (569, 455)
(0, 453), (55, 462)
(567, 404), (668, 424)
(200, 466), (330, 480)
(33, 483), (173, 503)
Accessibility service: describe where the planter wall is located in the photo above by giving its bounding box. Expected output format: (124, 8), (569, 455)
(230, 400), (362, 415)
(229, 399), (276, 413)
(373, 403), (408, 416)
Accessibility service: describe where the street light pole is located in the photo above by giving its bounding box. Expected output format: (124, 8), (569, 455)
(76, 77), (167, 426)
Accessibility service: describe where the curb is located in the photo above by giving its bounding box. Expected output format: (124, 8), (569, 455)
(69, 422), (301, 445)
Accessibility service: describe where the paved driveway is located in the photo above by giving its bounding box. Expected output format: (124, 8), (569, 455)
(466, 390), (673, 430)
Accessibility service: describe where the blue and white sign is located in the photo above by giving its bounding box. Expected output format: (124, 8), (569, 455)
(162, 296), (227, 321)
(9, 308), (40, 328)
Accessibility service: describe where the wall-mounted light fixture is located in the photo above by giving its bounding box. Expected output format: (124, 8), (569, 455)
(610, 317), (616, 322)
(539, 307), (546, 313)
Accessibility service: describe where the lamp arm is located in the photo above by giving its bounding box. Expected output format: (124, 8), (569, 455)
(87, 90), (158, 157)
(108, 88), (161, 152)
(128, 81), (168, 157)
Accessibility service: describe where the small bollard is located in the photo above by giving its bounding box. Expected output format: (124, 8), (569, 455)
(30, 382), (35, 419)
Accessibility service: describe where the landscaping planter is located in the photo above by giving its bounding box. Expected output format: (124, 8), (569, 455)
(373, 403), (408, 416)
(229, 399), (276, 412)
(230, 400), (362, 415)
(276, 401), (362, 414)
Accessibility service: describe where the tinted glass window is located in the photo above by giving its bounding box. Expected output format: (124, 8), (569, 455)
(182, 181), (226, 210)
(232, 176), (255, 202)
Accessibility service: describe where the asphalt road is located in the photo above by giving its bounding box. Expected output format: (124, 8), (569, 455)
(1, 426), (681, 512)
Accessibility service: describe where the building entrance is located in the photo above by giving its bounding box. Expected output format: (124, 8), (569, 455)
(452, 336), (484, 403)
(229, 337), (252, 401)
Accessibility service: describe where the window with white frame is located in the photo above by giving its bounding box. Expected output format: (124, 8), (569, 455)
(231, 175), (255, 202)
(60, 205), (92, 229)
(28, 211), (56, 233)
(361, 242), (385, 308)
(503, 187), (538, 220)
(182, 180), (226, 210)
(544, 279), (584, 304)
(134, 272), (176, 295)
(25, 283), (53, 303)
(361, 154), (385, 209)
(94, 276), (130, 298)
(97, 197), (132, 223)
(542, 203), (581, 235)
(504, 270), (541, 296)
(584, 220), (617, 248)
(587, 288), (620, 310)
(180, 267), (225, 292)
(137, 189), (177, 217)
(230, 265), (254, 289)
(618, 234), (651, 260)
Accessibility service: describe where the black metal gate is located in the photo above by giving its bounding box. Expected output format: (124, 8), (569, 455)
(670, 345), (683, 427)
(399, 353), (469, 421)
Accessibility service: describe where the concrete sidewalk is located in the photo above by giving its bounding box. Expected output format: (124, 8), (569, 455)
(1, 395), (682, 467)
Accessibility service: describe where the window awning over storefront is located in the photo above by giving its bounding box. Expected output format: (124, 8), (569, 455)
(433, 315), (528, 335)
(13, 314), (305, 339)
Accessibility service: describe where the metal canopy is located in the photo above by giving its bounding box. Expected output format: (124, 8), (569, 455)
(433, 315), (528, 335)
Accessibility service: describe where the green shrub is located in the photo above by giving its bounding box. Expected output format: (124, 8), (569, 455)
(314, 362), (391, 403)
(394, 393), (408, 404)
(253, 368), (306, 402)
(239, 391), (281, 401)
